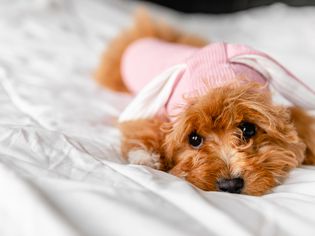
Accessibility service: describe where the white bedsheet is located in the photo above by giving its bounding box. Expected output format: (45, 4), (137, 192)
(1, 0), (315, 235)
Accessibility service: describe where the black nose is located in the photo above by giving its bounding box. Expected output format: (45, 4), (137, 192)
(217, 178), (244, 194)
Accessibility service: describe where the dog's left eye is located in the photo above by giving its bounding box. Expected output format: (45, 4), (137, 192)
(239, 122), (256, 140)
(188, 131), (203, 148)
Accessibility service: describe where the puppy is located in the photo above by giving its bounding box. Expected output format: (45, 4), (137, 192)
(95, 12), (315, 195)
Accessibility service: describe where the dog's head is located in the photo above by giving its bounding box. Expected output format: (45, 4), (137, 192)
(163, 83), (306, 195)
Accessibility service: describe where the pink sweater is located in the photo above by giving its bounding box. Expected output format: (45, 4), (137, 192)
(119, 38), (315, 121)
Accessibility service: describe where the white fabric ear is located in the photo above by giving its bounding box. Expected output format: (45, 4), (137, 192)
(118, 64), (186, 122)
(230, 54), (315, 110)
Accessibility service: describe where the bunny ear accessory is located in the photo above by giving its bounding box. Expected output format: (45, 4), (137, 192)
(230, 54), (315, 110)
(118, 64), (186, 123)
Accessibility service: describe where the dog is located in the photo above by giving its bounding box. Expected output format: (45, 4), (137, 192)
(95, 11), (315, 195)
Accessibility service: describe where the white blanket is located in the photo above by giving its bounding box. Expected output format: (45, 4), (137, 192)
(1, 0), (315, 235)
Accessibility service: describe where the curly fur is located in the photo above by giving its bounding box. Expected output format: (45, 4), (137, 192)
(162, 84), (306, 195)
(95, 10), (315, 195)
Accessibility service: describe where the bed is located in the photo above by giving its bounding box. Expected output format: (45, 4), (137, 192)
(1, 0), (315, 235)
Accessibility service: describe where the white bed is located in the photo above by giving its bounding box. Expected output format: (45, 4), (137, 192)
(1, 0), (315, 235)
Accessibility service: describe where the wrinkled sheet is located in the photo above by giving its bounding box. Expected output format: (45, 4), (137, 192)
(1, 0), (315, 235)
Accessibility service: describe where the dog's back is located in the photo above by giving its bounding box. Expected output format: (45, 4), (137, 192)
(94, 10), (207, 93)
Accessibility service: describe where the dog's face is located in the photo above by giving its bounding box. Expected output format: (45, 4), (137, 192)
(163, 84), (306, 195)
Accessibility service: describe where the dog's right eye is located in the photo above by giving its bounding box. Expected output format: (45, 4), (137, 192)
(239, 122), (256, 140)
(188, 131), (203, 148)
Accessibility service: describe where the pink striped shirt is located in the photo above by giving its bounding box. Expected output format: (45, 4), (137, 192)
(120, 38), (315, 119)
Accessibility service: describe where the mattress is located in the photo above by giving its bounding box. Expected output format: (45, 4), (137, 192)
(0, 0), (315, 235)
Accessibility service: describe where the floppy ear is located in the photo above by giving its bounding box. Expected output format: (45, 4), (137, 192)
(231, 53), (315, 165)
(289, 107), (315, 165)
(230, 54), (315, 110)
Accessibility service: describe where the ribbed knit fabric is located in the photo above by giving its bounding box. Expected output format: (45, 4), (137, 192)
(122, 38), (269, 117)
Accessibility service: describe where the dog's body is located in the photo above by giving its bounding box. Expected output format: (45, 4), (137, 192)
(95, 12), (315, 195)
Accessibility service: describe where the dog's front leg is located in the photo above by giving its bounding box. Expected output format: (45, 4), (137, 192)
(119, 118), (166, 170)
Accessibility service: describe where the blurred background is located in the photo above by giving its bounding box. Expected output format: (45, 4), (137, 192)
(140, 0), (315, 13)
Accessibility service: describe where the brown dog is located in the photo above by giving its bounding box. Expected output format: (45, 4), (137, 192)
(95, 11), (315, 195)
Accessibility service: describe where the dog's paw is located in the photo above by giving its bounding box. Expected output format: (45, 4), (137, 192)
(127, 149), (161, 170)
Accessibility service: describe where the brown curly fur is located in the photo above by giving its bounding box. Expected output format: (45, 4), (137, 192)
(162, 84), (307, 195)
(96, 10), (315, 195)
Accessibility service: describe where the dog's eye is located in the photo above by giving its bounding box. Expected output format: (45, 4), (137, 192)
(188, 131), (203, 148)
(239, 122), (256, 140)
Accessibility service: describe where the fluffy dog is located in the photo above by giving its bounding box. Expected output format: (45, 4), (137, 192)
(95, 12), (315, 195)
